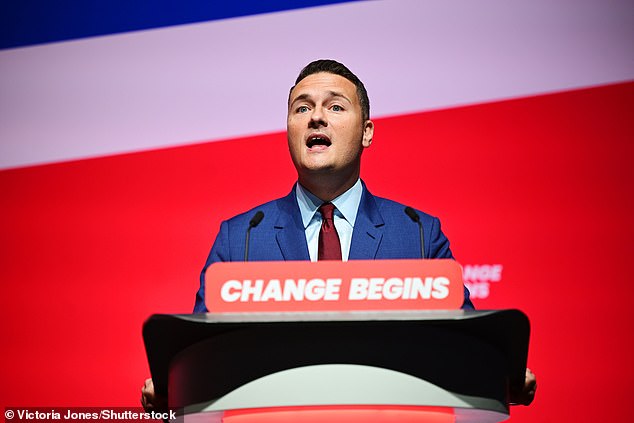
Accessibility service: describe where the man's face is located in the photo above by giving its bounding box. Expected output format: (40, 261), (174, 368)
(287, 72), (373, 182)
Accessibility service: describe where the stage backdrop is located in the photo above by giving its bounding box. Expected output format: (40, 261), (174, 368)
(1, 1), (633, 422)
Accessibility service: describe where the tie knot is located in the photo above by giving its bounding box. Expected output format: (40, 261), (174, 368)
(318, 203), (336, 221)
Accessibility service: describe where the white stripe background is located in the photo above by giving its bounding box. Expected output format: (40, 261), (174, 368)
(1, 0), (633, 170)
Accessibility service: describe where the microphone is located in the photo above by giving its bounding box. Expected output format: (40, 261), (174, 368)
(244, 211), (264, 261)
(404, 206), (425, 259)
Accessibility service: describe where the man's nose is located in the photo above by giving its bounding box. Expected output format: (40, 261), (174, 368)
(309, 106), (327, 128)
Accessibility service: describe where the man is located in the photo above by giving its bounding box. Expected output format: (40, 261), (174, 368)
(193, 59), (473, 312)
(142, 59), (536, 409)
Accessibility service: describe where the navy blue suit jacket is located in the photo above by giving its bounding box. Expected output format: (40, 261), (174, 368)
(194, 183), (473, 312)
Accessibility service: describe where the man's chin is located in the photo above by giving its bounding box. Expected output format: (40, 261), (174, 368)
(299, 164), (337, 176)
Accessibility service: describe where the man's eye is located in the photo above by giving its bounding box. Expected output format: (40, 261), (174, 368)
(331, 105), (343, 112)
(297, 106), (309, 113)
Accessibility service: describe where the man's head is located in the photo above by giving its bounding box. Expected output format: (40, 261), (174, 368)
(287, 59), (374, 200)
(290, 59), (370, 122)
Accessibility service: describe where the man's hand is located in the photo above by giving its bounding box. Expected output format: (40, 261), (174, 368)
(140, 378), (168, 413)
(510, 368), (537, 406)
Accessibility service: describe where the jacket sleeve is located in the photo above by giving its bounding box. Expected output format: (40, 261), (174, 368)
(193, 220), (231, 313)
(428, 216), (474, 310)
(427, 216), (453, 260)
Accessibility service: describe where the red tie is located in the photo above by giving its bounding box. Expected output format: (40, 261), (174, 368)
(318, 203), (342, 261)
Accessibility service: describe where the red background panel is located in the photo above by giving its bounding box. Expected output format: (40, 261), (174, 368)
(1, 82), (632, 421)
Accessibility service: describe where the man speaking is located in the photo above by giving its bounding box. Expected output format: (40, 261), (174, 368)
(193, 59), (473, 312)
(142, 59), (536, 410)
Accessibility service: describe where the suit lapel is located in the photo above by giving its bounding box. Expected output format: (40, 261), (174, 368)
(349, 184), (384, 260)
(274, 188), (310, 261)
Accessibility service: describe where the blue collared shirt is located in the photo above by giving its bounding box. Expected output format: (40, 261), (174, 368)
(295, 179), (363, 261)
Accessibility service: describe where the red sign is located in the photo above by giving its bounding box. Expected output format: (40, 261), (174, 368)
(223, 405), (456, 423)
(205, 259), (464, 312)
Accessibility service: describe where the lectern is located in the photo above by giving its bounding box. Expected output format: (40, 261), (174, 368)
(143, 260), (530, 422)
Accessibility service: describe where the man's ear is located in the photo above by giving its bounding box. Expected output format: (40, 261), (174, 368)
(362, 120), (374, 148)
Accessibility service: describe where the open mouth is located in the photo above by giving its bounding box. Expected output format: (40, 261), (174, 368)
(306, 134), (332, 148)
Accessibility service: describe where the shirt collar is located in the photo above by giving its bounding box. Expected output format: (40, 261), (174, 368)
(296, 179), (363, 229)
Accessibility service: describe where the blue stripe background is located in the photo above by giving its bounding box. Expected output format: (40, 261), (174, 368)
(0, 0), (360, 49)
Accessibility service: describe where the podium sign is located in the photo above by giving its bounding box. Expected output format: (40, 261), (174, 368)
(205, 259), (464, 312)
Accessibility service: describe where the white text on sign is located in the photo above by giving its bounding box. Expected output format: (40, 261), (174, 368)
(220, 277), (450, 302)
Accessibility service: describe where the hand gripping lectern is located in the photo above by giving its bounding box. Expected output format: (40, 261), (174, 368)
(143, 260), (530, 423)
